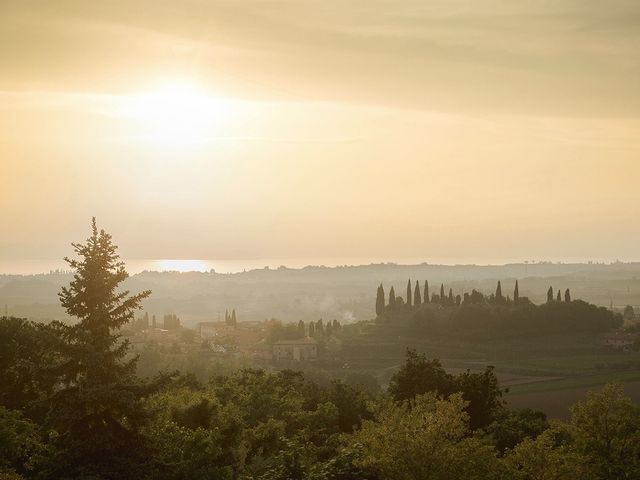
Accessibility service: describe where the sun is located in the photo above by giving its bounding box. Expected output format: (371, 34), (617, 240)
(118, 83), (228, 145)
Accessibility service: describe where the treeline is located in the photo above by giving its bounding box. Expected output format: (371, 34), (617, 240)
(376, 279), (574, 314)
(265, 318), (342, 343)
(374, 280), (621, 339)
(2, 326), (640, 479)
(1, 221), (637, 479)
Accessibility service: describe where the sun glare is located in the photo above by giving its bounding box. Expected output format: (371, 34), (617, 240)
(119, 83), (228, 145)
(152, 259), (211, 272)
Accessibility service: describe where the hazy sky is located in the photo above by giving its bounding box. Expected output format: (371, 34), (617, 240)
(1, 0), (639, 267)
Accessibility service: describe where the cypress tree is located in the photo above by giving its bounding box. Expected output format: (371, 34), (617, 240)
(440, 284), (445, 304)
(547, 286), (554, 303)
(389, 286), (396, 309)
(316, 318), (324, 336)
(455, 294), (461, 305)
(308, 322), (315, 337)
(495, 281), (503, 302)
(414, 282), (421, 306)
(225, 309), (229, 323)
(231, 309), (237, 327)
(514, 280), (519, 304)
(448, 288), (453, 305)
(54, 218), (151, 477)
(406, 279), (412, 307)
(375, 284), (384, 316)
(298, 320), (305, 337)
(565, 289), (571, 303)
(556, 290), (562, 302)
(424, 280), (430, 304)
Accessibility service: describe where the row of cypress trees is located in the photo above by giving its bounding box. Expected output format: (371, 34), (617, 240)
(375, 279), (573, 315)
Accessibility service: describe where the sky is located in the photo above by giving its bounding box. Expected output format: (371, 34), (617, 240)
(1, 0), (639, 269)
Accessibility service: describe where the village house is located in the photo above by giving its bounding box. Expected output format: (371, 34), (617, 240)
(272, 337), (318, 361)
(603, 332), (637, 351)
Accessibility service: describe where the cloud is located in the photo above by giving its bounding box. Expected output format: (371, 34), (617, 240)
(1, 0), (639, 115)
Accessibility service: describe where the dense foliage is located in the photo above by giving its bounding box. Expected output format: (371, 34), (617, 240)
(1, 223), (638, 479)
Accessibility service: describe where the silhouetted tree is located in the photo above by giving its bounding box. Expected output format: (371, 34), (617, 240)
(455, 294), (462, 306)
(297, 320), (305, 337)
(424, 280), (430, 304)
(514, 280), (519, 304)
(406, 280), (412, 308)
(316, 319), (324, 336)
(495, 281), (503, 303)
(375, 284), (385, 316)
(308, 322), (315, 337)
(624, 305), (635, 320)
(565, 289), (571, 303)
(388, 286), (396, 310)
(53, 218), (151, 477)
(557, 290), (562, 302)
(448, 288), (453, 305)
(414, 282), (422, 306)
(440, 284), (445, 304)
(547, 287), (554, 303)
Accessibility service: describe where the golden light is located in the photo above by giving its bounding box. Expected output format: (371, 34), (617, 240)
(118, 83), (230, 145)
(152, 259), (212, 272)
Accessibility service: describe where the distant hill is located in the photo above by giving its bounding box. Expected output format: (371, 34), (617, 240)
(1, 262), (640, 325)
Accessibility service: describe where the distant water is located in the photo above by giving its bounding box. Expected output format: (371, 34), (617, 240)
(0, 256), (629, 275)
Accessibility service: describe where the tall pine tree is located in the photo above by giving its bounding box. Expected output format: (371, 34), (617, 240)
(389, 286), (396, 309)
(54, 218), (151, 478)
(514, 280), (519, 304)
(440, 284), (445, 304)
(424, 280), (430, 304)
(406, 279), (412, 307)
(414, 281), (421, 306)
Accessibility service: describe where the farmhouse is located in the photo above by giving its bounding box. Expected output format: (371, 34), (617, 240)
(273, 337), (318, 361)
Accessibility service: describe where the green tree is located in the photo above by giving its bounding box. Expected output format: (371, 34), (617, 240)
(52, 218), (151, 478)
(406, 280), (412, 308)
(503, 427), (589, 480)
(0, 406), (47, 478)
(569, 383), (640, 480)
(485, 408), (548, 454)
(388, 350), (453, 401)
(347, 393), (501, 480)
